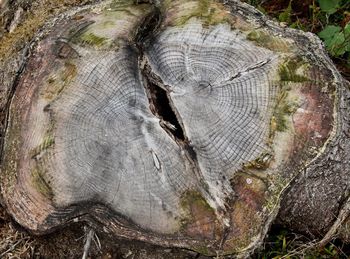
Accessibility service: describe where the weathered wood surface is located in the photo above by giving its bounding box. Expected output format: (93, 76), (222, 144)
(0, 0), (349, 257)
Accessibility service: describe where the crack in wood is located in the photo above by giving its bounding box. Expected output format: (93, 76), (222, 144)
(138, 49), (235, 235)
(222, 58), (272, 83)
(140, 59), (186, 142)
(135, 8), (199, 162)
(135, 7), (186, 141)
(135, 8), (233, 230)
(139, 52), (208, 195)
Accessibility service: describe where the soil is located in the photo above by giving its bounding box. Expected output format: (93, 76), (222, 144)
(0, 205), (205, 259)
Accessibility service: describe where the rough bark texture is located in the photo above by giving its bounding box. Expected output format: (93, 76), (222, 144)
(277, 79), (350, 238)
(0, 0), (349, 258)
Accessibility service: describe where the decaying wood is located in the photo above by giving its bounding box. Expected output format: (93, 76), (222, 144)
(0, 0), (349, 257)
(277, 77), (350, 238)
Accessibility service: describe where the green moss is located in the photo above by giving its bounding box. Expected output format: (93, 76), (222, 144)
(29, 124), (56, 200)
(180, 190), (214, 213)
(244, 152), (273, 170)
(110, 0), (134, 10)
(62, 62), (77, 82)
(31, 165), (54, 200)
(109, 7), (135, 17)
(271, 89), (299, 132)
(222, 199), (265, 255)
(279, 59), (310, 82)
(246, 30), (292, 52)
(247, 30), (262, 41)
(79, 32), (108, 47)
(179, 190), (215, 231)
(29, 134), (55, 159)
(269, 58), (309, 134)
(264, 175), (289, 213)
(70, 2), (152, 47)
(101, 20), (116, 27)
(168, 0), (232, 27)
(198, 0), (211, 16)
(43, 62), (77, 100)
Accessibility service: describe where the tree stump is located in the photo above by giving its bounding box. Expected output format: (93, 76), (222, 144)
(0, 0), (349, 257)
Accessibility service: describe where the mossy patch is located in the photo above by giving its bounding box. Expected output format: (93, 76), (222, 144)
(79, 32), (108, 47)
(279, 59), (310, 83)
(29, 135), (55, 159)
(191, 245), (211, 255)
(271, 88), (299, 133)
(180, 190), (214, 215)
(244, 152), (273, 170)
(0, 0), (152, 60)
(28, 116), (56, 199)
(179, 190), (217, 244)
(109, 1), (151, 17)
(70, 24), (109, 48)
(27, 117), (55, 200)
(70, 26), (112, 49)
(31, 165), (53, 200)
(246, 30), (292, 52)
(164, 0), (233, 28)
(263, 175), (289, 213)
(269, 58), (309, 135)
(66, 21), (94, 41)
(110, 0), (135, 10)
(43, 61), (77, 100)
(180, 191), (214, 229)
(100, 20), (116, 27)
(71, 2), (152, 48)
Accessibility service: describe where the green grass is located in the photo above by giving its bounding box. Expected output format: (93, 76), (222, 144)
(255, 226), (350, 258)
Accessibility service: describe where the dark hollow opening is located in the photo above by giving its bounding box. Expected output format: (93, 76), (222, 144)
(144, 78), (185, 141)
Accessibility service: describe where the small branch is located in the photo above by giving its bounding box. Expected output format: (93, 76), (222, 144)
(0, 237), (29, 257)
(82, 228), (95, 259)
(93, 232), (101, 251)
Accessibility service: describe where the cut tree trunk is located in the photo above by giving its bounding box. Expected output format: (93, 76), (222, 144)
(0, 0), (349, 257)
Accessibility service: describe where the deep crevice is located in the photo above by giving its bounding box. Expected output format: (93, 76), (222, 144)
(139, 53), (200, 167)
(142, 74), (185, 141)
(134, 3), (202, 188)
(135, 8), (187, 143)
(139, 57), (200, 172)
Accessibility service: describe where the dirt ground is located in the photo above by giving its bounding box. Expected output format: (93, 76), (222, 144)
(0, 205), (207, 259)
